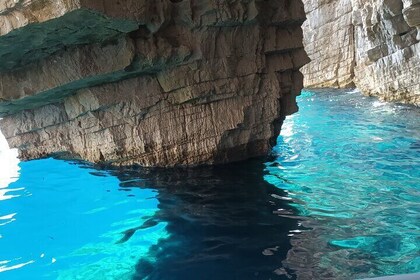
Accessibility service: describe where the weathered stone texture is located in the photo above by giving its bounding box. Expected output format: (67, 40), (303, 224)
(302, 0), (420, 105)
(0, 0), (308, 167)
(301, 0), (355, 88)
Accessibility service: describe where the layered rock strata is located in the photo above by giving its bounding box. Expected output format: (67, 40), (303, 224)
(302, 0), (420, 105)
(0, 0), (308, 167)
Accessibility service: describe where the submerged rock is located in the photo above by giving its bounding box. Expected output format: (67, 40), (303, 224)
(0, 0), (308, 166)
(302, 0), (420, 105)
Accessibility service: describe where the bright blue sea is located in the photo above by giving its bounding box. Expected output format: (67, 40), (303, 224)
(0, 89), (419, 279)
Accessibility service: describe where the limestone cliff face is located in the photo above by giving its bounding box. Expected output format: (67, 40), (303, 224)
(0, 0), (308, 167)
(301, 0), (356, 88)
(302, 0), (420, 105)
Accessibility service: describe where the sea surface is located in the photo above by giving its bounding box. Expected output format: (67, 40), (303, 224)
(0, 89), (419, 280)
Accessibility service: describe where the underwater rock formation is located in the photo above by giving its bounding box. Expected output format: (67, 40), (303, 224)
(302, 0), (420, 105)
(0, 0), (308, 166)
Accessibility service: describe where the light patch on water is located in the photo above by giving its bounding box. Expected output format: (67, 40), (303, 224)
(0, 213), (17, 220)
(280, 119), (294, 138)
(371, 136), (384, 142)
(0, 187), (24, 201)
(0, 129), (20, 189)
(345, 88), (361, 94)
(0, 259), (35, 273)
(372, 100), (388, 107)
(0, 213), (17, 226)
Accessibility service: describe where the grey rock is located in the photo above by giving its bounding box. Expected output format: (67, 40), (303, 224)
(302, 0), (420, 105)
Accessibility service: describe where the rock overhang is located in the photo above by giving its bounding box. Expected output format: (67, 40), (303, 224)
(0, 0), (309, 166)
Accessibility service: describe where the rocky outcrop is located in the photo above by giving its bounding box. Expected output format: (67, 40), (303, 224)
(0, 0), (308, 167)
(302, 0), (420, 105)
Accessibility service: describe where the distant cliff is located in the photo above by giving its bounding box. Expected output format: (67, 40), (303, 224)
(302, 0), (420, 105)
(0, 0), (308, 166)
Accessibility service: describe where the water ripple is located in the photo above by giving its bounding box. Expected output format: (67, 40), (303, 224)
(266, 89), (420, 279)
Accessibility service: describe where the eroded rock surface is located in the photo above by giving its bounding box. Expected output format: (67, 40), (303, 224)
(302, 0), (420, 105)
(0, 0), (308, 167)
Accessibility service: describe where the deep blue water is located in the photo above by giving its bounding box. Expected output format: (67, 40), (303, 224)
(0, 89), (419, 279)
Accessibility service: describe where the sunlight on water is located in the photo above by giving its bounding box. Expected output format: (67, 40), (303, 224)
(265, 89), (420, 279)
(0, 130), (20, 190)
(0, 154), (168, 279)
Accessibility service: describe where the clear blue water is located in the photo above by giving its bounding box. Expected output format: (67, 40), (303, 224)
(265, 89), (420, 279)
(0, 89), (419, 279)
(0, 158), (167, 279)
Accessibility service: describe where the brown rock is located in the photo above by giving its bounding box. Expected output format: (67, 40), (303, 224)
(0, 0), (308, 167)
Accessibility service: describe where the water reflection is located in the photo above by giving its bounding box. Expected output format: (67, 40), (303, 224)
(108, 159), (299, 280)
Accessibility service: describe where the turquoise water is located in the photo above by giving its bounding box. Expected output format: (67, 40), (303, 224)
(266, 89), (420, 279)
(0, 89), (419, 279)
(0, 159), (168, 279)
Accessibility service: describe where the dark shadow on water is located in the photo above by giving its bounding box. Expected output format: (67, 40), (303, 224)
(103, 158), (298, 280)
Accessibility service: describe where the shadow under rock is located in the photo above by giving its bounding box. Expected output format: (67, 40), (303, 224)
(107, 158), (298, 280)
